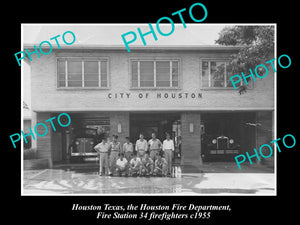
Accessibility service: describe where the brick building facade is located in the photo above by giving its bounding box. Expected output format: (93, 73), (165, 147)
(26, 36), (274, 172)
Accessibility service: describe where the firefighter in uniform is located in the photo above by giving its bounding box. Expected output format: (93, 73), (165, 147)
(123, 137), (134, 162)
(115, 153), (128, 176)
(162, 133), (175, 176)
(140, 153), (154, 176)
(148, 132), (162, 162)
(153, 152), (168, 177)
(94, 137), (111, 176)
(109, 135), (121, 176)
(135, 134), (148, 158)
(128, 152), (142, 176)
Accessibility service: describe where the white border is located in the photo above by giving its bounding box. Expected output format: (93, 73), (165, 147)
(274, 23), (277, 196)
(21, 23), (277, 196)
(21, 23), (24, 196)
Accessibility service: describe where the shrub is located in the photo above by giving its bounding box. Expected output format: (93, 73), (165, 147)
(24, 148), (37, 160)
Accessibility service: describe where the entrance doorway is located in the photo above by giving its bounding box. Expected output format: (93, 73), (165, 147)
(52, 113), (111, 164)
(129, 113), (182, 159)
(201, 112), (256, 162)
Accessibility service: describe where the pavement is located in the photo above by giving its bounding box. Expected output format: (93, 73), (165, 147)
(22, 163), (275, 195)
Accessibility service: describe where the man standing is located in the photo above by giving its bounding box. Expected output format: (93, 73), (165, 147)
(135, 134), (147, 158)
(162, 133), (175, 176)
(109, 135), (121, 176)
(123, 137), (133, 162)
(148, 132), (162, 162)
(115, 153), (128, 176)
(94, 137), (111, 176)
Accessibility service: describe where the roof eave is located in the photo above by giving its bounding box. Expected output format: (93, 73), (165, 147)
(22, 44), (242, 51)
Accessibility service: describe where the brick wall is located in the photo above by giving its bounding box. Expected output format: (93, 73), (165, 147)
(29, 48), (274, 169)
(256, 111), (274, 168)
(109, 112), (130, 144)
(181, 113), (202, 172)
(30, 49), (274, 112)
(34, 112), (52, 162)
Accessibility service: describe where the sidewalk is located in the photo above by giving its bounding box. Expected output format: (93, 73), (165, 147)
(51, 161), (274, 173)
(23, 163), (275, 195)
(197, 162), (274, 173)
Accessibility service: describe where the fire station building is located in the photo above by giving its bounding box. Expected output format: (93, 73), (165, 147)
(25, 26), (274, 172)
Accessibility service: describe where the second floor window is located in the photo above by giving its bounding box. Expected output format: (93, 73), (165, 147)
(131, 60), (179, 88)
(57, 58), (108, 88)
(201, 59), (247, 88)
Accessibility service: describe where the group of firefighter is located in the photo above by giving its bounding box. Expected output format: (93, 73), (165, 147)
(94, 132), (175, 177)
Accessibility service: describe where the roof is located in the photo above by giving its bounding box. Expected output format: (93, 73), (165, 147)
(22, 24), (241, 51)
(23, 43), (241, 51)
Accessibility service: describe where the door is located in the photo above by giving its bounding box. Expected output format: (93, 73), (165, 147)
(52, 132), (62, 162)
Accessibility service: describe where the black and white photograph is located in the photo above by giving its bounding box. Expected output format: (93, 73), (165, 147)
(21, 23), (276, 195)
(4, 1), (299, 224)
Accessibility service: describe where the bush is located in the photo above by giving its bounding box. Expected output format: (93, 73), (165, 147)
(24, 137), (32, 149)
(24, 148), (37, 160)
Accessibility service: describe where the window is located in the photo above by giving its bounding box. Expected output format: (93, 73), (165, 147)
(131, 60), (179, 88)
(57, 58), (108, 88)
(201, 60), (247, 88)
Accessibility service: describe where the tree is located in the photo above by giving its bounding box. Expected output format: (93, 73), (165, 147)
(23, 101), (29, 109)
(215, 26), (275, 92)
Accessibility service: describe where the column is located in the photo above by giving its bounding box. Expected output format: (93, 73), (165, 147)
(35, 112), (53, 163)
(110, 112), (130, 143)
(256, 111), (274, 167)
(181, 112), (202, 173)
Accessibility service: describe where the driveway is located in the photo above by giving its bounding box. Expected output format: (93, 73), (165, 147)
(23, 165), (275, 195)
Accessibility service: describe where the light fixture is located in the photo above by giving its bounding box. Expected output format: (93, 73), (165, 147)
(189, 123), (194, 133)
(117, 123), (122, 133)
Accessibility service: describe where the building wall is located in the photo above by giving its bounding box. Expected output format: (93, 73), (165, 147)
(30, 49), (274, 112)
(29, 48), (274, 169)
(109, 112), (130, 144)
(23, 119), (32, 149)
(181, 113), (202, 172)
(256, 111), (274, 167)
(23, 119), (31, 133)
(23, 61), (31, 116)
(35, 112), (52, 163)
